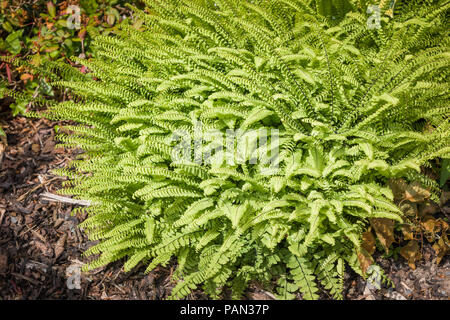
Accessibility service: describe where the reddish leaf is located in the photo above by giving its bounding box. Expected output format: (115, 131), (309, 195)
(20, 73), (33, 83)
(47, 1), (56, 18)
(78, 29), (87, 41)
(6, 64), (12, 83)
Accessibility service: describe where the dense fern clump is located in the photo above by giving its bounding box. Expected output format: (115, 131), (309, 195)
(31, 0), (449, 299)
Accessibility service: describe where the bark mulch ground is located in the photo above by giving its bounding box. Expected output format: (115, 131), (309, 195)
(0, 111), (448, 300)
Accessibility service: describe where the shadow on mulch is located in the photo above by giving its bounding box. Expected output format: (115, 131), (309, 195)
(0, 111), (448, 300)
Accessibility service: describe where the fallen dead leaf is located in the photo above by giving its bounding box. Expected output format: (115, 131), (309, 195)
(54, 218), (65, 228)
(31, 143), (41, 153)
(42, 139), (56, 154)
(432, 234), (449, 265)
(30, 228), (47, 243)
(54, 233), (67, 260)
(33, 240), (53, 257)
(436, 219), (449, 233)
(371, 218), (395, 253)
(421, 215), (437, 234)
(362, 230), (376, 255)
(399, 201), (417, 217)
(401, 224), (415, 240)
(419, 201), (440, 216)
(357, 249), (373, 275)
(388, 179), (408, 201)
(404, 181), (431, 203)
(400, 240), (422, 270)
(440, 191), (450, 207)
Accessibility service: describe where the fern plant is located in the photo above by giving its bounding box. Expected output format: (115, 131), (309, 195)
(28, 0), (449, 299)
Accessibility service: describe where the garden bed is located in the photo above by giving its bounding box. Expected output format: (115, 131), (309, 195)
(0, 110), (448, 300)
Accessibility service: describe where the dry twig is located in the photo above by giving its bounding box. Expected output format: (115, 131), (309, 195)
(40, 192), (91, 206)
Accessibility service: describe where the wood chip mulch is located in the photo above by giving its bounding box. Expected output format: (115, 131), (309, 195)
(0, 108), (448, 300)
(0, 112), (176, 300)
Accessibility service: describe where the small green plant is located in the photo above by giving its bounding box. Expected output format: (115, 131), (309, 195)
(0, 0), (132, 115)
(28, 0), (449, 299)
